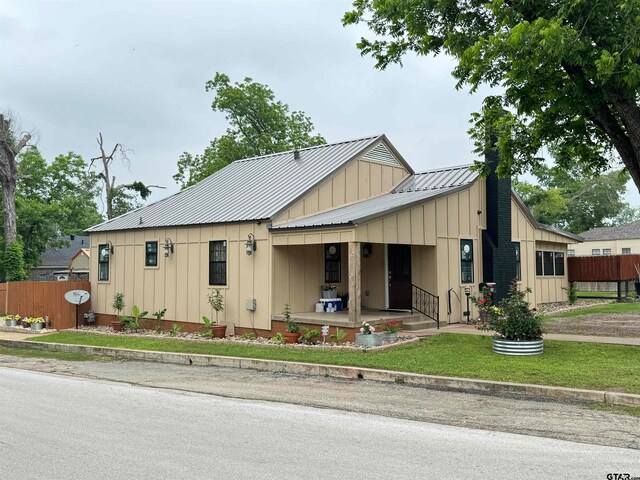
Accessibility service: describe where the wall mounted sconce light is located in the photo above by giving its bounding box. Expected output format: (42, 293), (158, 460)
(164, 238), (174, 257)
(362, 243), (372, 258)
(245, 233), (257, 256)
(101, 241), (114, 259)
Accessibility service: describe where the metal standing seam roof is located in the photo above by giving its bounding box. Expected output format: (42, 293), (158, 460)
(87, 135), (396, 232)
(271, 165), (479, 230)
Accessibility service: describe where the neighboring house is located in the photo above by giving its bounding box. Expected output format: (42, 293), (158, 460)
(68, 248), (90, 280)
(568, 220), (640, 257)
(87, 135), (579, 335)
(29, 235), (90, 281)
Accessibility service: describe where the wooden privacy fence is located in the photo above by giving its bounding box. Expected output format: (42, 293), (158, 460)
(568, 254), (640, 282)
(0, 281), (91, 330)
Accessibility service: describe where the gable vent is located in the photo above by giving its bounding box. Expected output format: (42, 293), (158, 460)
(363, 143), (399, 165)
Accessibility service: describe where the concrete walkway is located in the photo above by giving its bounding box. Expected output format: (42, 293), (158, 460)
(0, 329), (39, 341)
(408, 323), (640, 346)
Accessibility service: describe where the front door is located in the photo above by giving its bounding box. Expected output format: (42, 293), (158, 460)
(388, 244), (412, 310)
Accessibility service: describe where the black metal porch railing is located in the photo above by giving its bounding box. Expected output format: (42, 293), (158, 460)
(411, 284), (439, 329)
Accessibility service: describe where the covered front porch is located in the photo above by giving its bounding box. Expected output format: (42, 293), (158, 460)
(271, 231), (439, 330)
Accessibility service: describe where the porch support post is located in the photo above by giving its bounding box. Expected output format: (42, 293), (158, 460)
(348, 242), (361, 324)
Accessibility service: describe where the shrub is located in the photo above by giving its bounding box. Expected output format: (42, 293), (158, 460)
(3, 240), (26, 281)
(283, 304), (300, 333)
(478, 282), (543, 341)
(564, 282), (577, 305)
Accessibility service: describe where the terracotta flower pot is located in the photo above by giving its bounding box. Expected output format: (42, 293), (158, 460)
(283, 332), (300, 344)
(111, 320), (124, 332)
(211, 324), (227, 338)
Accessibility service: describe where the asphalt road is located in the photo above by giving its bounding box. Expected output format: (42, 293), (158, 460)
(1, 367), (639, 480)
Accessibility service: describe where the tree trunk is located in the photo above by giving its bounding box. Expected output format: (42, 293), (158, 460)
(1, 178), (17, 245)
(611, 93), (640, 193)
(0, 114), (29, 247)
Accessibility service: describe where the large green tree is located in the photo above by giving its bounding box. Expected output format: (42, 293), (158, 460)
(12, 148), (103, 269)
(343, 1), (640, 190)
(174, 73), (326, 189)
(514, 165), (638, 233)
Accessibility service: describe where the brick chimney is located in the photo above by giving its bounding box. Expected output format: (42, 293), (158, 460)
(481, 136), (517, 302)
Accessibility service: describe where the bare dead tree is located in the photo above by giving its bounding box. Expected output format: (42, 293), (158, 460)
(90, 132), (165, 219)
(0, 113), (32, 245)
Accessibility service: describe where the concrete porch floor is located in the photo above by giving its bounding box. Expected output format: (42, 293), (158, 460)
(271, 309), (423, 329)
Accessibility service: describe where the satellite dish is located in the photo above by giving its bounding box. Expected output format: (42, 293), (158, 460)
(64, 290), (90, 305)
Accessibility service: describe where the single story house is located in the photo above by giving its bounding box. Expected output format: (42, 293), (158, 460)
(87, 135), (580, 336)
(29, 235), (90, 281)
(569, 220), (640, 257)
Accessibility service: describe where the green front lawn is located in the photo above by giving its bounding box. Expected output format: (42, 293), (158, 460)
(576, 291), (618, 298)
(549, 301), (640, 318)
(30, 332), (640, 394)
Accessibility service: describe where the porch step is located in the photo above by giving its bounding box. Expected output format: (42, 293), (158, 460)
(400, 315), (438, 331)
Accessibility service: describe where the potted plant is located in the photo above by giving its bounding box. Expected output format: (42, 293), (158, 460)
(207, 289), (226, 338)
(282, 304), (301, 344)
(471, 287), (494, 324)
(112, 292), (125, 332)
(24, 316), (46, 331)
(3, 314), (20, 327)
(321, 284), (337, 299)
(381, 320), (400, 342)
(121, 305), (147, 332)
(478, 282), (544, 355)
(355, 321), (383, 347)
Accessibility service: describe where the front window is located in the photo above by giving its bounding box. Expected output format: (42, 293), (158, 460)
(460, 239), (474, 283)
(145, 241), (158, 267)
(554, 252), (565, 276)
(513, 242), (521, 281)
(324, 244), (341, 283)
(543, 251), (554, 276)
(568, 249), (575, 257)
(98, 244), (110, 282)
(592, 249), (601, 256)
(209, 241), (227, 285)
(603, 248), (612, 256)
(622, 248), (631, 254)
(535, 251), (543, 276)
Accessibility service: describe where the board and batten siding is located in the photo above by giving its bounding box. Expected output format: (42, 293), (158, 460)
(511, 200), (570, 305)
(271, 228), (355, 313)
(274, 157), (409, 224)
(352, 181), (485, 324)
(90, 223), (271, 330)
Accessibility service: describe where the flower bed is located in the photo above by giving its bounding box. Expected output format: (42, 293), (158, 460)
(76, 325), (418, 351)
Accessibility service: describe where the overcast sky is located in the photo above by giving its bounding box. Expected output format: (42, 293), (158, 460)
(2, 0), (637, 210)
